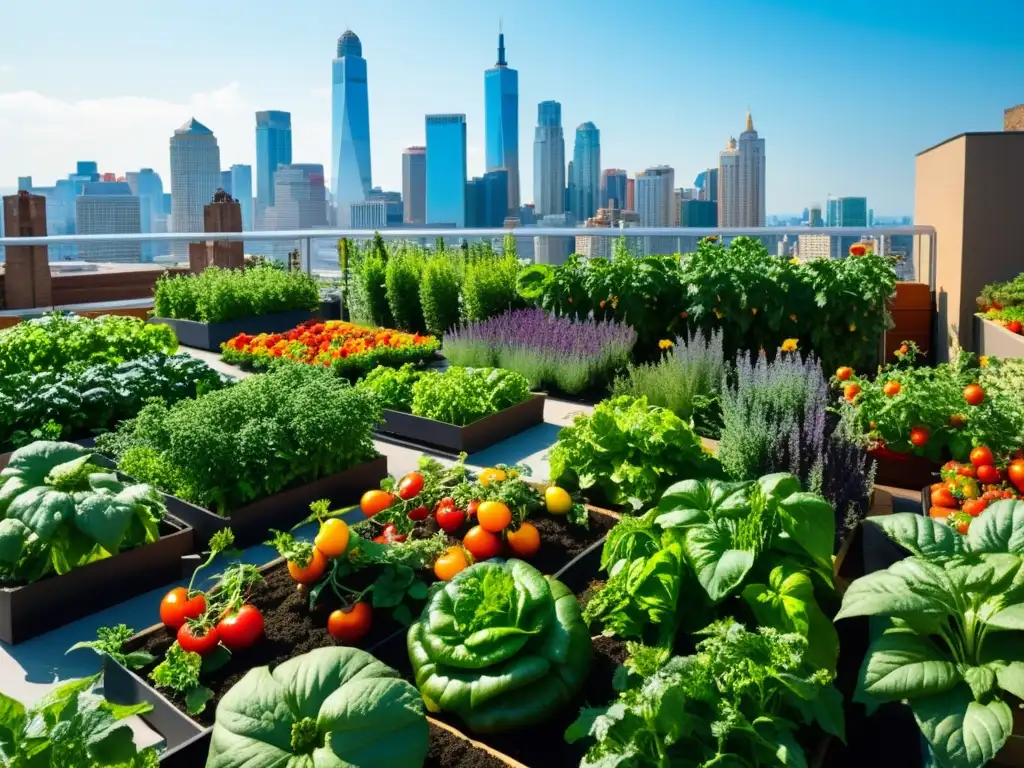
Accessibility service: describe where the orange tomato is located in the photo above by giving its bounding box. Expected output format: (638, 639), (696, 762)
(883, 381), (901, 397)
(463, 526), (503, 560)
(928, 506), (952, 520)
(433, 547), (469, 581)
(314, 518), (350, 558)
(360, 489), (395, 517)
(964, 384), (985, 407)
(477, 501), (512, 533)
(910, 426), (930, 447)
(507, 522), (541, 558)
(1008, 460), (1024, 493)
(930, 487), (957, 509)
(288, 547), (327, 585)
(835, 366), (853, 381)
(843, 384), (861, 402)
(962, 498), (988, 517)
(327, 602), (372, 643)
(950, 414), (967, 429)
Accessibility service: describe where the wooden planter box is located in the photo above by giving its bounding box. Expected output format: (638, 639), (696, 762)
(0, 516), (193, 644)
(975, 315), (1024, 359)
(0, 436), (95, 472)
(868, 447), (941, 491)
(148, 308), (316, 351)
(375, 394), (546, 456)
(158, 456), (388, 549)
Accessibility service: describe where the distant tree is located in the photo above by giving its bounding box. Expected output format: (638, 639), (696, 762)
(434, 236), (446, 253)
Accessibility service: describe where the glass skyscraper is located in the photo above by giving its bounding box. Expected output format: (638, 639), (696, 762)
(425, 114), (467, 227)
(255, 110), (292, 207)
(601, 169), (627, 209)
(332, 30), (372, 227)
(571, 122), (601, 222)
(230, 164), (253, 231)
(169, 118), (220, 260)
(533, 100), (564, 217)
(484, 30), (519, 213)
(467, 170), (509, 228)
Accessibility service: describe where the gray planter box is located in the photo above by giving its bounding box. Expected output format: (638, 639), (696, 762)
(974, 314), (1024, 359)
(149, 308), (316, 351)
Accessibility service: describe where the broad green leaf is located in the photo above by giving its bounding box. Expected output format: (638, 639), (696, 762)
(73, 495), (135, 554)
(0, 441), (91, 487)
(758, 473), (803, 501)
(866, 513), (962, 559)
(963, 666), (997, 700)
(777, 492), (835, 566)
(184, 685), (214, 715)
(993, 661), (1024, 700)
(836, 558), (955, 621)
(6, 487), (75, 543)
(912, 687), (1012, 768)
(0, 691), (26, 762)
(684, 520), (755, 602)
(967, 499), (1024, 554)
(774, 728), (809, 768)
(0, 518), (28, 564)
(987, 603), (1024, 631)
(859, 632), (959, 702)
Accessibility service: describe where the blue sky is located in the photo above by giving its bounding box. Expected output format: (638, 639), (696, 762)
(0, 0), (1021, 214)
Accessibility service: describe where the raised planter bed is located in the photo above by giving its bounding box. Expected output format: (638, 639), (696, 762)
(975, 314), (1024, 359)
(148, 308), (316, 351)
(154, 455), (388, 549)
(0, 516), (193, 645)
(374, 394), (546, 456)
(0, 436), (95, 472)
(101, 506), (618, 765)
(868, 446), (941, 491)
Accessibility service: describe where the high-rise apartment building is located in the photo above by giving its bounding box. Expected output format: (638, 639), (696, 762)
(600, 169), (627, 210)
(75, 181), (141, 263)
(681, 199), (718, 228)
(565, 160), (575, 218)
(625, 177), (635, 211)
(695, 168), (719, 202)
(808, 204), (823, 227)
(466, 170), (509, 228)
(220, 170), (232, 197)
(261, 164), (328, 257)
(402, 147), (426, 224)
(368, 187), (403, 227)
(255, 111), (292, 208)
(533, 100), (564, 217)
(230, 164), (253, 230)
(350, 200), (387, 229)
(425, 114), (467, 227)
(331, 31), (373, 227)
(718, 110), (765, 227)
(484, 28), (519, 213)
(636, 166), (675, 255)
(571, 122), (600, 222)
(125, 168), (166, 261)
(169, 118), (221, 260)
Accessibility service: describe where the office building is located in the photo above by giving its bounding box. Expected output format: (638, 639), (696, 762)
(533, 100), (564, 217)
(833, 196), (868, 227)
(76, 181), (141, 262)
(331, 30), (373, 227)
(425, 114), (467, 227)
(565, 160), (575, 219)
(369, 187), (403, 227)
(484, 27), (519, 212)
(694, 168), (719, 202)
(681, 199), (718, 228)
(718, 110), (765, 227)
(826, 199), (840, 227)
(220, 170), (232, 197)
(600, 169), (627, 210)
(466, 169), (509, 228)
(636, 165), (675, 255)
(571, 122), (600, 222)
(518, 203), (535, 226)
(261, 164), (329, 257)
(230, 164), (253, 230)
(625, 177), (635, 211)
(169, 118), (221, 260)
(577, 205), (640, 258)
(255, 110), (292, 208)
(534, 213), (573, 265)
(402, 147), (426, 224)
(350, 200), (388, 229)
(125, 168), (167, 261)
(809, 204), (823, 227)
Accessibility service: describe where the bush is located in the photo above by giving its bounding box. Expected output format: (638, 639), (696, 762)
(420, 253), (463, 336)
(385, 249), (426, 333)
(96, 365), (380, 514)
(613, 329), (726, 437)
(462, 253), (523, 322)
(153, 264), (319, 324)
(354, 252), (393, 328)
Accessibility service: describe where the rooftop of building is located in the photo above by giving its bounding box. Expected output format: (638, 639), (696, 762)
(337, 30), (362, 58)
(173, 117), (213, 136)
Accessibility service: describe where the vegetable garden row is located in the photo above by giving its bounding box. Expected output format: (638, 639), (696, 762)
(3, 238), (1024, 767)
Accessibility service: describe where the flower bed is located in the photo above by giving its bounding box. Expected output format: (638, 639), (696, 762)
(443, 308), (636, 397)
(357, 364), (544, 453)
(0, 353), (227, 454)
(221, 319), (440, 377)
(0, 311), (177, 378)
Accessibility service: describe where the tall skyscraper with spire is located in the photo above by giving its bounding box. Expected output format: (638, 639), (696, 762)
(331, 30), (372, 227)
(484, 24), (520, 214)
(718, 109), (765, 227)
(533, 100), (564, 217)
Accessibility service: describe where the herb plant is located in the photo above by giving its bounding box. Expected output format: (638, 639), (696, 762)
(153, 264), (319, 323)
(549, 395), (724, 508)
(385, 247), (427, 333)
(96, 366), (381, 514)
(67, 624), (156, 671)
(0, 441), (166, 584)
(419, 251), (463, 335)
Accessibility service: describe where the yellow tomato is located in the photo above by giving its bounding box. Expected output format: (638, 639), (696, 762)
(315, 518), (350, 558)
(433, 547), (469, 581)
(479, 468), (508, 487)
(544, 486), (573, 515)
(477, 501), (512, 532)
(507, 522), (541, 558)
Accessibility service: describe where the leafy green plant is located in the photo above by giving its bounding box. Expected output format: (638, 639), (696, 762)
(420, 252), (463, 336)
(0, 312), (177, 378)
(153, 264), (319, 323)
(567, 619), (844, 768)
(0, 673), (158, 767)
(67, 624), (155, 671)
(462, 252), (524, 322)
(0, 353), (227, 452)
(0, 441), (166, 584)
(205, 647), (427, 767)
(385, 248), (427, 333)
(353, 251), (393, 328)
(356, 363), (423, 412)
(978, 273), (1024, 311)
(549, 395), (724, 508)
(96, 366), (380, 515)
(407, 558), (592, 732)
(409, 366), (531, 426)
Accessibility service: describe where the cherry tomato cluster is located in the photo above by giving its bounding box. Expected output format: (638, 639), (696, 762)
(928, 449), (1024, 533)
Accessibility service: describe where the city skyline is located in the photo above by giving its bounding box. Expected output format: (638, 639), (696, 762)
(1, 0), (1023, 214)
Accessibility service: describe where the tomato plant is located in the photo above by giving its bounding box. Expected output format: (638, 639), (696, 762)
(360, 489), (395, 517)
(160, 587), (207, 630)
(177, 623), (220, 656)
(217, 605), (264, 651)
(397, 472), (424, 500)
(327, 602), (372, 643)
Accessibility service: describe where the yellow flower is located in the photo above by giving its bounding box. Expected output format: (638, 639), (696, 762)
(789, 257), (800, 265)
(658, 339), (674, 350)
(849, 323), (857, 332)
(611, 296), (619, 309)
(751, 307), (758, 315)
(781, 338), (799, 352)
(980, 356), (990, 367)
(713, 309), (724, 319)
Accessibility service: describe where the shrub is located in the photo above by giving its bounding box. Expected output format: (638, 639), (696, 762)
(153, 264), (319, 324)
(444, 308), (635, 395)
(612, 328), (726, 437)
(419, 253), (463, 335)
(96, 365), (381, 514)
(462, 253), (523, 322)
(385, 249), (426, 333)
(354, 251), (393, 328)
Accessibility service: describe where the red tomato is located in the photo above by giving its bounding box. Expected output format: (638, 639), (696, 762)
(909, 426), (930, 447)
(883, 380), (901, 397)
(843, 383), (861, 402)
(466, 500), (481, 517)
(160, 587), (207, 630)
(373, 523), (407, 544)
(964, 384), (985, 407)
(463, 525), (502, 560)
(327, 602), (372, 643)
(1009, 320), (1023, 335)
(177, 624), (220, 656)
(1008, 460), (1024, 493)
(956, 464), (976, 478)
(962, 498), (988, 518)
(835, 366), (853, 381)
(397, 472), (425, 500)
(407, 505), (429, 521)
(930, 487), (958, 509)
(288, 547), (327, 585)
(436, 505), (466, 533)
(970, 446), (995, 467)
(216, 605), (264, 651)
(360, 490), (395, 517)
(977, 464), (1001, 485)
(956, 519), (970, 534)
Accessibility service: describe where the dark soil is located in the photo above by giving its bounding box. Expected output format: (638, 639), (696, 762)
(425, 723), (509, 768)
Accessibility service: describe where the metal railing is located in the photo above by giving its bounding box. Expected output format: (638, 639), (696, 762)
(0, 225), (937, 289)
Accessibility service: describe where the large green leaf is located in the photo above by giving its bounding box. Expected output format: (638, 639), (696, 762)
(986, 603), (1024, 631)
(758, 473), (802, 501)
(912, 687), (1012, 768)
(0, 441), (91, 488)
(993, 660), (1024, 700)
(73, 495), (135, 554)
(859, 631), (960, 702)
(967, 500), (1024, 554)
(684, 520), (755, 602)
(5, 487), (74, 544)
(777, 492), (835, 566)
(866, 514), (963, 559)
(0, 518), (29, 564)
(836, 558), (955, 621)
(656, 479), (751, 529)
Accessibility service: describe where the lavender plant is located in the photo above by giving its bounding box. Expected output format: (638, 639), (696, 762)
(443, 308), (636, 395)
(808, 414), (877, 549)
(612, 329), (726, 437)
